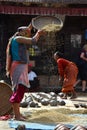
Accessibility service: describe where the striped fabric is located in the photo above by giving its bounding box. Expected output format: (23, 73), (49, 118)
(0, 5), (87, 16)
(0, 0), (87, 4)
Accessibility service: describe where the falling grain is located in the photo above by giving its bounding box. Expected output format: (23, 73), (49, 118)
(42, 24), (63, 32)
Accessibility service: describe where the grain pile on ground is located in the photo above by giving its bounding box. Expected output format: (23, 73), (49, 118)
(21, 107), (87, 125)
(26, 109), (77, 124)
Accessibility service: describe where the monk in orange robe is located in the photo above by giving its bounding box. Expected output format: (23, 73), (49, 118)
(54, 51), (78, 99)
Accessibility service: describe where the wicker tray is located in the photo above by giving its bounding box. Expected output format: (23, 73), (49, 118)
(0, 81), (12, 116)
(32, 15), (63, 30)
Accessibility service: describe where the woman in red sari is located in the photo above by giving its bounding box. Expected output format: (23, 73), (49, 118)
(54, 51), (78, 99)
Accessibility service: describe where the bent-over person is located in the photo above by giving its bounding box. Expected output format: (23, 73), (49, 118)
(54, 51), (78, 99)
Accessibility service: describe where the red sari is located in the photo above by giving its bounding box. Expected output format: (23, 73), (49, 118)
(57, 58), (78, 93)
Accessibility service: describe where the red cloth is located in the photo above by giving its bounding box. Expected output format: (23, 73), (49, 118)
(10, 84), (27, 103)
(57, 58), (78, 93)
(0, 115), (11, 120)
(28, 63), (32, 67)
(57, 58), (70, 77)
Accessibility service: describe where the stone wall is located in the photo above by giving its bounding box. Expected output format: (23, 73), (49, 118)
(38, 75), (61, 92)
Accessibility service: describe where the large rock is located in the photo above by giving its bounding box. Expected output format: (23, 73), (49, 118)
(49, 100), (57, 106)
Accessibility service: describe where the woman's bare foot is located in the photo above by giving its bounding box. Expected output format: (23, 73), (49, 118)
(14, 114), (27, 121)
(20, 114), (27, 119)
(70, 94), (77, 99)
(70, 91), (77, 99)
(15, 116), (27, 121)
(62, 96), (67, 99)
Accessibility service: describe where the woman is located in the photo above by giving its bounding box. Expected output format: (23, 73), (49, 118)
(6, 23), (44, 121)
(54, 51), (78, 99)
(76, 44), (87, 92)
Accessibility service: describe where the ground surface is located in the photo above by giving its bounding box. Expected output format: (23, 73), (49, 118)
(0, 92), (87, 130)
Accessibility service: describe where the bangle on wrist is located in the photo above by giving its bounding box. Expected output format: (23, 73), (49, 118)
(32, 37), (36, 44)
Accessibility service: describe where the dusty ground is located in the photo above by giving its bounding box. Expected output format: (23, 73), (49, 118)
(0, 92), (87, 130)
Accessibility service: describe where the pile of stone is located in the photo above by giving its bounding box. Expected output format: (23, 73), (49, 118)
(20, 92), (66, 108)
(20, 92), (87, 109)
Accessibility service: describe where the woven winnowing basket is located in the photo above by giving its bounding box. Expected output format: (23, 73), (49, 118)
(32, 15), (63, 30)
(0, 81), (12, 116)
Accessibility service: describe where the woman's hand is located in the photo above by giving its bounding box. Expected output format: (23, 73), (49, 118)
(6, 71), (10, 78)
(33, 29), (46, 42)
(64, 78), (68, 82)
(37, 29), (46, 36)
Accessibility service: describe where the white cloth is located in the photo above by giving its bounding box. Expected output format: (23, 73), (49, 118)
(28, 71), (37, 81)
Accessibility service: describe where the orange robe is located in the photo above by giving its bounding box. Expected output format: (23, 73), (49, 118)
(57, 58), (78, 93)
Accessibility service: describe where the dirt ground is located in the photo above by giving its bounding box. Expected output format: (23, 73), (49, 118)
(0, 92), (87, 130)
